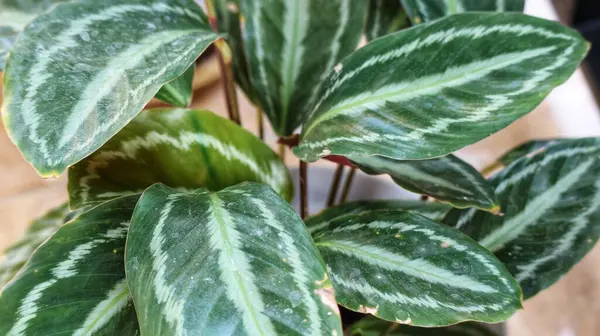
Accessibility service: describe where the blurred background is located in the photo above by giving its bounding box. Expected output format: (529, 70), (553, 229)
(2, 0), (600, 335)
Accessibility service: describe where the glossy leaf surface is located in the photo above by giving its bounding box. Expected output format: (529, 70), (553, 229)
(350, 316), (500, 336)
(401, 0), (525, 24)
(0, 195), (139, 335)
(2, 0), (219, 177)
(155, 64), (195, 107)
(313, 210), (522, 326)
(294, 13), (588, 162)
(365, 0), (410, 41)
(444, 138), (600, 299)
(305, 200), (452, 236)
(126, 183), (341, 335)
(351, 155), (498, 211)
(68, 108), (293, 209)
(241, 0), (367, 136)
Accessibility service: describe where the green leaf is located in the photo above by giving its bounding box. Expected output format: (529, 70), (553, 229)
(444, 138), (600, 299)
(351, 155), (499, 212)
(68, 108), (293, 209)
(126, 182), (342, 335)
(401, 0), (525, 24)
(350, 316), (500, 336)
(312, 210), (522, 326)
(497, 139), (555, 166)
(154, 64), (195, 107)
(240, 0), (367, 136)
(305, 200), (452, 236)
(0, 195), (139, 335)
(2, 0), (220, 177)
(365, 0), (410, 41)
(293, 13), (588, 162)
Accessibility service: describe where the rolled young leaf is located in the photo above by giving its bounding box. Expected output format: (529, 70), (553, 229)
(444, 138), (600, 299)
(305, 200), (452, 236)
(401, 0), (525, 24)
(126, 182), (342, 335)
(294, 13), (588, 162)
(0, 195), (139, 335)
(351, 155), (499, 212)
(68, 108), (293, 209)
(154, 64), (195, 107)
(2, 0), (220, 177)
(241, 0), (367, 136)
(312, 210), (522, 326)
(365, 0), (410, 41)
(350, 316), (501, 336)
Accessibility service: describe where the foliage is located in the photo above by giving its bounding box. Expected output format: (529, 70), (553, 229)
(0, 0), (597, 334)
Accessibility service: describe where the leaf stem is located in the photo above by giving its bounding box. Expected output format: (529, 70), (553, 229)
(327, 164), (345, 207)
(481, 161), (505, 178)
(256, 107), (264, 140)
(300, 160), (308, 219)
(339, 167), (357, 204)
(278, 143), (286, 162)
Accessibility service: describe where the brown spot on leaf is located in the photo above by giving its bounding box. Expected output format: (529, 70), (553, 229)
(396, 317), (412, 325)
(315, 286), (340, 316)
(357, 305), (378, 315)
(440, 241), (450, 248)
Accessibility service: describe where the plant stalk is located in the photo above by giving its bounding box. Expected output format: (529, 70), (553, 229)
(339, 167), (357, 204)
(327, 164), (345, 207)
(278, 143), (286, 162)
(481, 161), (505, 177)
(300, 161), (308, 219)
(256, 107), (264, 140)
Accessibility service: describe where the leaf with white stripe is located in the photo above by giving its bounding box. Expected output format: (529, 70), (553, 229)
(312, 210), (522, 326)
(401, 0), (525, 24)
(497, 139), (555, 166)
(126, 182), (341, 335)
(293, 13), (588, 162)
(68, 108), (293, 209)
(240, 0), (367, 136)
(351, 155), (499, 212)
(365, 0), (410, 41)
(155, 64), (195, 107)
(306, 200), (452, 236)
(2, 0), (220, 177)
(0, 195), (139, 335)
(444, 138), (600, 299)
(350, 316), (501, 336)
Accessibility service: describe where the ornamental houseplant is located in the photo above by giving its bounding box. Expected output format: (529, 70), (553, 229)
(0, 0), (597, 335)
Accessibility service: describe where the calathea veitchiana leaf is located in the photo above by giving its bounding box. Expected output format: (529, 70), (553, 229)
(497, 139), (555, 166)
(350, 316), (500, 336)
(312, 210), (522, 326)
(240, 0), (367, 136)
(0, 195), (139, 335)
(2, 0), (220, 177)
(444, 138), (600, 299)
(155, 64), (195, 107)
(68, 108), (293, 209)
(293, 13), (588, 162)
(126, 182), (342, 335)
(305, 200), (452, 236)
(401, 0), (525, 24)
(350, 155), (499, 212)
(365, 0), (410, 41)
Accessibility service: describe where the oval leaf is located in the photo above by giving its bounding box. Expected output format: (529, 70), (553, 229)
(0, 195), (139, 335)
(68, 108), (293, 209)
(241, 0), (367, 136)
(294, 13), (588, 162)
(365, 0), (410, 41)
(306, 200), (452, 236)
(444, 138), (600, 299)
(351, 155), (499, 211)
(126, 182), (342, 335)
(312, 210), (522, 326)
(2, 0), (220, 177)
(401, 0), (525, 24)
(155, 64), (195, 107)
(350, 316), (501, 336)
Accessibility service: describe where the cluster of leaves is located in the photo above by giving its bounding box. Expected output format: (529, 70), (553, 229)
(0, 0), (598, 335)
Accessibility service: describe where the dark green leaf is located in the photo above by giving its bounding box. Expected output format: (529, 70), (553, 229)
(497, 139), (555, 166)
(401, 0), (525, 24)
(126, 182), (342, 335)
(155, 64), (195, 107)
(365, 0), (410, 41)
(350, 316), (501, 336)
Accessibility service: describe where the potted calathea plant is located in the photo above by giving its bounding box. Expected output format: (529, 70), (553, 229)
(0, 0), (596, 334)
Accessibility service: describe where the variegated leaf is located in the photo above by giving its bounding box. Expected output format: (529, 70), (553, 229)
(0, 195), (139, 335)
(444, 138), (600, 299)
(497, 139), (555, 166)
(126, 182), (342, 335)
(365, 0), (410, 41)
(350, 316), (500, 336)
(2, 0), (220, 177)
(312, 210), (522, 326)
(241, 0), (367, 136)
(351, 155), (499, 211)
(401, 0), (525, 24)
(294, 13), (588, 162)
(68, 108), (293, 209)
(306, 200), (452, 236)
(155, 64), (195, 107)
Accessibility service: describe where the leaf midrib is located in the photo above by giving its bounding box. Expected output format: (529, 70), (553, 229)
(280, 0), (302, 133)
(79, 285), (129, 335)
